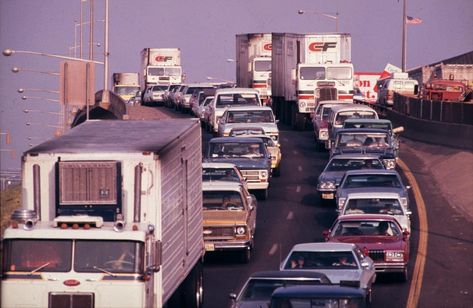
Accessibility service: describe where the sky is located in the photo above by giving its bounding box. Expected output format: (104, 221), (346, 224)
(1, 0), (472, 171)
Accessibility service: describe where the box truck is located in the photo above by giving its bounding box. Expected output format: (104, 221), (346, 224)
(140, 48), (182, 90)
(112, 72), (141, 102)
(271, 33), (354, 130)
(236, 33), (272, 105)
(1, 119), (204, 308)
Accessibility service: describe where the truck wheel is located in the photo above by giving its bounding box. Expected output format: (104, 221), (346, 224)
(183, 261), (204, 308)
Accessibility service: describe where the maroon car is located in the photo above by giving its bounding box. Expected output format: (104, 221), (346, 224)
(323, 214), (410, 281)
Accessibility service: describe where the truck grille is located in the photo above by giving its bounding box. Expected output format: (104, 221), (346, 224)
(240, 170), (260, 182)
(203, 226), (234, 239)
(49, 293), (94, 308)
(368, 250), (385, 261)
(318, 87), (338, 101)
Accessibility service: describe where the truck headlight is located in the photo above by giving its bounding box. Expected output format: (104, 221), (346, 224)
(235, 226), (246, 235)
(299, 101), (306, 108)
(386, 250), (404, 262)
(319, 129), (328, 139)
(318, 181), (336, 190)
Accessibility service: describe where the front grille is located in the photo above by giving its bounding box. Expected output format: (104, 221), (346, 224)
(240, 170), (260, 182)
(49, 293), (94, 308)
(369, 250), (385, 261)
(203, 227), (234, 239)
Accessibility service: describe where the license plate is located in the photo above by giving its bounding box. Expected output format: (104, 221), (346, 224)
(204, 243), (215, 251)
(322, 193), (334, 199)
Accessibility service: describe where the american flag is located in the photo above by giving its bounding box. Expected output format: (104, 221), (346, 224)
(406, 16), (422, 25)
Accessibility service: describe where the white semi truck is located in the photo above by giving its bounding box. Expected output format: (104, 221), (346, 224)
(140, 48), (182, 90)
(112, 72), (141, 101)
(1, 119), (204, 308)
(236, 33), (272, 105)
(271, 33), (354, 130)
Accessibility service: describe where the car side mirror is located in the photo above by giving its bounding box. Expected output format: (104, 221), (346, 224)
(276, 119), (280, 124)
(229, 293), (237, 300)
(392, 126), (404, 134)
(361, 260), (370, 268)
(403, 230), (410, 240)
(322, 230), (330, 240)
(406, 185), (412, 190)
(406, 210), (412, 216)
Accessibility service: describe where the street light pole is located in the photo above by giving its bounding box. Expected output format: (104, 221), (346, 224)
(3, 49), (104, 65)
(18, 88), (60, 94)
(401, 0), (407, 72)
(102, 0), (110, 105)
(12, 66), (60, 76)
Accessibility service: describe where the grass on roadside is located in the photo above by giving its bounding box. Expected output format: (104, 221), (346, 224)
(1, 185), (21, 236)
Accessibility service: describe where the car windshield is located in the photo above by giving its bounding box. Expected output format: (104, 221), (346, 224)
(284, 251), (358, 270)
(337, 133), (389, 148)
(216, 93), (259, 107)
(344, 198), (403, 215)
(209, 142), (264, 159)
(271, 297), (364, 308)
(325, 159), (384, 172)
(203, 190), (244, 210)
(202, 168), (241, 183)
(239, 278), (326, 301)
(226, 110), (274, 123)
(152, 85), (168, 91)
(342, 174), (401, 188)
(333, 220), (402, 237)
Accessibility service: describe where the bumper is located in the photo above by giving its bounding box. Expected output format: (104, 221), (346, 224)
(374, 262), (407, 273)
(204, 240), (252, 252)
(247, 182), (269, 190)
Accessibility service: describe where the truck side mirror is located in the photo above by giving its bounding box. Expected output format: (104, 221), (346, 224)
(414, 84), (419, 95)
(392, 126), (404, 134)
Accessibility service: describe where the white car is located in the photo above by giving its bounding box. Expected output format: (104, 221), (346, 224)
(208, 88), (262, 134)
(142, 84), (169, 106)
(339, 191), (412, 233)
(280, 242), (376, 303)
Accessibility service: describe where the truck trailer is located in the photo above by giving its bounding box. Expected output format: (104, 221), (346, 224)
(236, 33), (272, 105)
(1, 119), (204, 308)
(112, 72), (141, 102)
(140, 48), (182, 90)
(271, 32), (354, 130)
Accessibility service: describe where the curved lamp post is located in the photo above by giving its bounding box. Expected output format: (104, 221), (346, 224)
(297, 9), (339, 32)
(3, 48), (104, 65)
(12, 66), (60, 76)
(18, 88), (59, 94)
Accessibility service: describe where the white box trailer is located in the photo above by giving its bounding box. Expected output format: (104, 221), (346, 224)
(112, 72), (141, 101)
(140, 48), (183, 89)
(271, 32), (354, 130)
(1, 119), (204, 308)
(236, 33), (272, 104)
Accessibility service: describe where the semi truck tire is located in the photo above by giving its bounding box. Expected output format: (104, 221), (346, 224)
(166, 261), (204, 308)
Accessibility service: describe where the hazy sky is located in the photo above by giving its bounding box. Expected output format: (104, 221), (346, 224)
(1, 0), (472, 171)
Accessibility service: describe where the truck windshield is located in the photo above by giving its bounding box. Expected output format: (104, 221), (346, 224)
(148, 67), (181, 77)
(2, 239), (72, 273)
(115, 86), (141, 95)
(300, 67), (325, 80)
(254, 60), (271, 72)
(327, 67), (353, 80)
(75, 240), (144, 274)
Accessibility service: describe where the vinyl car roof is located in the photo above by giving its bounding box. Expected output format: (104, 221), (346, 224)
(271, 285), (365, 299)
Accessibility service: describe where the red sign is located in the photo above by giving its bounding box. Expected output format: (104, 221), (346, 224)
(155, 55), (173, 62)
(263, 43), (272, 51)
(308, 42), (337, 52)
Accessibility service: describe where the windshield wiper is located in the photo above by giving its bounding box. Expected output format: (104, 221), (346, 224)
(28, 262), (50, 275)
(93, 266), (117, 277)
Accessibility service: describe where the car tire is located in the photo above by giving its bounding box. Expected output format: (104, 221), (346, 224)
(401, 267), (409, 282)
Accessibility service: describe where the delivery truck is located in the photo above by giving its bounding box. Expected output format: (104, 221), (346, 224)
(236, 33), (272, 105)
(112, 72), (141, 102)
(140, 48), (182, 90)
(1, 119), (204, 308)
(271, 32), (354, 130)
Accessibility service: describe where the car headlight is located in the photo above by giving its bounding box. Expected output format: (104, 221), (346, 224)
(235, 226), (246, 235)
(383, 159), (396, 169)
(338, 197), (346, 210)
(319, 129), (328, 139)
(385, 250), (404, 262)
(318, 181), (336, 190)
(271, 135), (279, 142)
(260, 170), (269, 179)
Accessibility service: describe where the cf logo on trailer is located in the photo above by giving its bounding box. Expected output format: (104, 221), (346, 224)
(155, 55), (173, 62)
(308, 42), (337, 52)
(263, 43), (272, 51)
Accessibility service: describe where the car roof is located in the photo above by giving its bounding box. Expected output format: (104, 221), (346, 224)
(343, 169), (398, 176)
(329, 154), (383, 160)
(330, 104), (376, 112)
(248, 270), (331, 281)
(290, 242), (357, 252)
(202, 181), (243, 191)
(318, 100), (352, 105)
(336, 214), (400, 222)
(224, 106), (273, 111)
(346, 192), (401, 199)
(343, 118), (392, 124)
(209, 137), (265, 144)
(336, 128), (389, 134)
(202, 162), (237, 169)
(215, 87), (260, 94)
(271, 285), (365, 299)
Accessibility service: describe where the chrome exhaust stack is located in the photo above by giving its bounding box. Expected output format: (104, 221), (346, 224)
(11, 209), (38, 230)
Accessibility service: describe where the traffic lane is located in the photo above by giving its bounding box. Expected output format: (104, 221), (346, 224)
(400, 140), (473, 307)
(203, 127), (333, 308)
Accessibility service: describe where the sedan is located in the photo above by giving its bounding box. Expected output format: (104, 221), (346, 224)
(229, 270), (331, 308)
(317, 154), (385, 202)
(324, 214), (410, 281)
(280, 242), (376, 303)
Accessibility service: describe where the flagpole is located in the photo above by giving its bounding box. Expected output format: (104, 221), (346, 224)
(402, 0), (407, 72)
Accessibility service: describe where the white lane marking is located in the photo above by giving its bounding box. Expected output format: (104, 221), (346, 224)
(287, 211), (294, 220)
(293, 150), (299, 155)
(268, 244), (279, 256)
(298, 166), (302, 172)
(296, 185), (301, 193)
